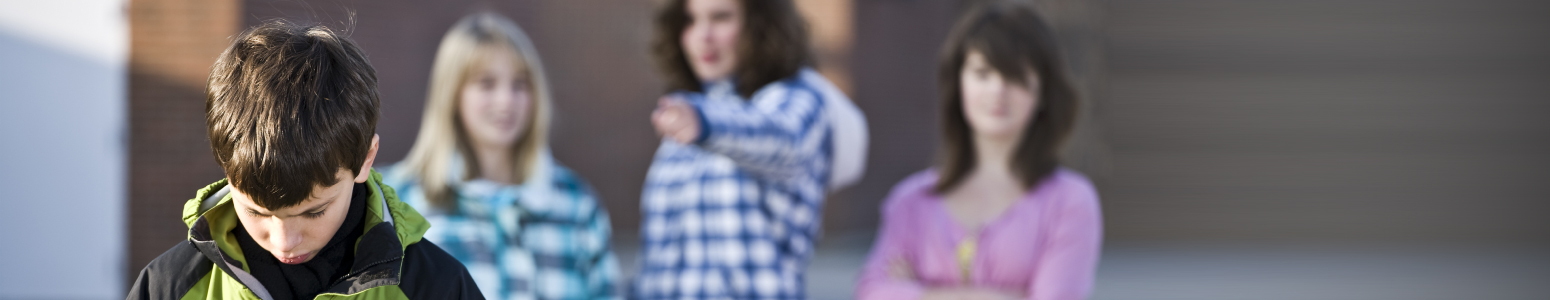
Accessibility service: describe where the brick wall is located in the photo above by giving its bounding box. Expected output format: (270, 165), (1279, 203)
(231, 0), (875, 239)
(126, 0), (1067, 286)
(126, 0), (239, 285)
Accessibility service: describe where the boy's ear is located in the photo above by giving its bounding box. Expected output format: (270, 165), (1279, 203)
(354, 134), (379, 183)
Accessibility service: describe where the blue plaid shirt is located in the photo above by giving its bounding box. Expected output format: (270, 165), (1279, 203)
(633, 69), (837, 300)
(383, 154), (620, 300)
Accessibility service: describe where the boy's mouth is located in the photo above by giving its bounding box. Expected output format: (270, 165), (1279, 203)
(277, 252), (311, 264)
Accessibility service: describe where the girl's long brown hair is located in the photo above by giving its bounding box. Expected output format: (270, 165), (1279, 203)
(935, 1), (1080, 194)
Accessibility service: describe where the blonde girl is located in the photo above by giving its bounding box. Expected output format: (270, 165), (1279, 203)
(383, 12), (619, 300)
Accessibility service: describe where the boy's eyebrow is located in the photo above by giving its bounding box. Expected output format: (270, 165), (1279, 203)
(245, 207), (271, 217)
(245, 199), (335, 218)
(288, 200), (335, 217)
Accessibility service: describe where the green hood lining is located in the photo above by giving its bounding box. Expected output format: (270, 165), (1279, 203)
(180, 169), (430, 271)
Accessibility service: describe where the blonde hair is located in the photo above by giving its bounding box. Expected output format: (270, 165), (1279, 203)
(400, 12), (552, 209)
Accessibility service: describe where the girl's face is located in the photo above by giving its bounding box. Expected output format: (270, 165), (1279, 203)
(960, 50), (1040, 142)
(459, 49), (533, 151)
(681, 0), (742, 82)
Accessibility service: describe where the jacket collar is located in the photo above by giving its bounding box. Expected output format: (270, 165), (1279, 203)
(181, 169), (430, 299)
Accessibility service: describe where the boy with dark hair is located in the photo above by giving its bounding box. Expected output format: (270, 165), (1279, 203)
(127, 20), (483, 300)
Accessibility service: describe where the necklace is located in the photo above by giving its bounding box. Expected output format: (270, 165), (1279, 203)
(956, 235), (978, 283)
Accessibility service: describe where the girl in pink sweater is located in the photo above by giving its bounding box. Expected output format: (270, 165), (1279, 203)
(856, 1), (1102, 300)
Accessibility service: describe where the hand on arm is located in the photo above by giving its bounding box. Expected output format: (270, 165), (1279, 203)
(888, 257), (916, 280)
(905, 258), (1022, 298)
(651, 95), (702, 144)
(921, 288), (1026, 300)
(858, 197), (927, 300)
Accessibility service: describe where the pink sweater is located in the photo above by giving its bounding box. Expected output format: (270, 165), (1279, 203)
(856, 168), (1103, 300)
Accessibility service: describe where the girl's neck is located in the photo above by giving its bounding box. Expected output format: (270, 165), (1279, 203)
(942, 135), (1027, 232)
(946, 134), (1026, 203)
(971, 134), (1018, 179)
(471, 143), (516, 184)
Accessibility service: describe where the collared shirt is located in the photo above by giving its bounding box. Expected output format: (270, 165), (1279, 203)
(383, 158), (620, 300)
(633, 69), (838, 300)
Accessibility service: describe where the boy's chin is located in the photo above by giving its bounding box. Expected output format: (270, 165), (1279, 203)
(274, 251), (313, 265)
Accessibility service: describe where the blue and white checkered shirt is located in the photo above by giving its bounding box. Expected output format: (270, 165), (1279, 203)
(383, 154), (620, 300)
(633, 69), (838, 300)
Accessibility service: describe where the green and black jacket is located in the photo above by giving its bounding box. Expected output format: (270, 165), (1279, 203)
(127, 170), (484, 300)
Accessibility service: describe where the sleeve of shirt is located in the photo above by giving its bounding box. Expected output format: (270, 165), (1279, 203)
(560, 171), (622, 300)
(856, 187), (928, 300)
(585, 200), (622, 300)
(686, 82), (828, 183)
(1025, 177), (1103, 300)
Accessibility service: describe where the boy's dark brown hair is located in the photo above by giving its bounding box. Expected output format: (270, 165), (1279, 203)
(935, 0), (1079, 193)
(205, 20), (380, 209)
(651, 0), (811, 98)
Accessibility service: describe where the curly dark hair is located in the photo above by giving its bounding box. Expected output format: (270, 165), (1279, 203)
(651, 0), (812, 98)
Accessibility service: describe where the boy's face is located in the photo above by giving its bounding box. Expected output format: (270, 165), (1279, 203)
(229, 134), (378, 264)
(231, 169), (366, 264)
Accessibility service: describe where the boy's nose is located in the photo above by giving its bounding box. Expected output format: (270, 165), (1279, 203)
(268, 223), (305, 252)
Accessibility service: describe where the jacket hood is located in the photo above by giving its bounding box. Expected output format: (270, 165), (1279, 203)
(178, 169), (432, 298)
